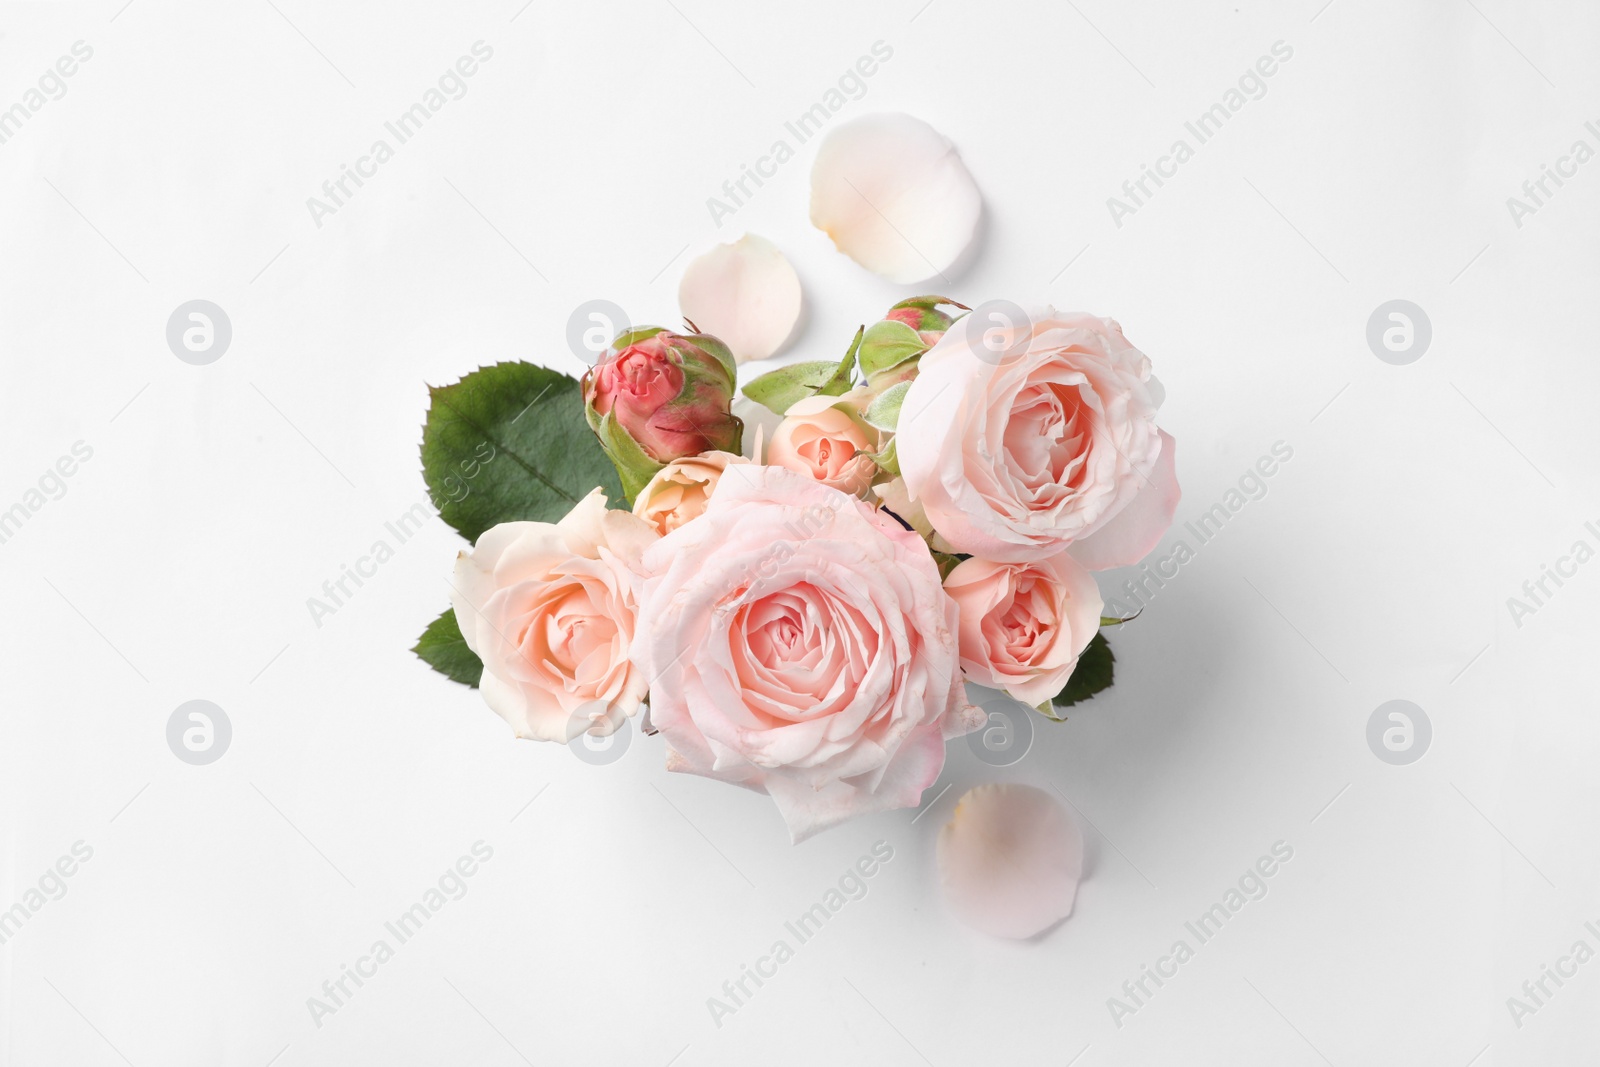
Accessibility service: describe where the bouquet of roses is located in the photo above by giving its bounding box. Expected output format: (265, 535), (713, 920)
(413, 293), (1179, 843)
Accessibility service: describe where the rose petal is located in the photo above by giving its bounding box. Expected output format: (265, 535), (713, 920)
(937, 784), (1082, 939)
(809, 112), (982, 284)
(677, 234), (802, 363)
(1067, 430), (1180, 571)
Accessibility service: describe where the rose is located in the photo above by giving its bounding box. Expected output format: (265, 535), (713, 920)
(632, 466), (978, 841)
(943, 553), (1103, 707)
(584, 328), (742, 499)
(766, 394), (879, 498)
(449, 489), (657, 741)
(631, 450), (750, 536)
(897, 308), (1179, 568)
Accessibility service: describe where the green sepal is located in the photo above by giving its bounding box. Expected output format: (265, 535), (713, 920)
(589, 409), (663, 503)
(1033, 698), (1068, 723)
(864, 436), (899, 476)
(888, 295), (967, 333)
(863, 380), (911, 432)
(610, 324), (668, 350)
(857, 320), (928, 380)
(679, 332), (738, 382)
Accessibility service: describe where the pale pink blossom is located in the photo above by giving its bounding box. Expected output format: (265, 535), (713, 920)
(450, 490), (657, 741)
(633, 466), (977, 841)
(944, 553), (1103, 706)
(898, 309), (1179, 567)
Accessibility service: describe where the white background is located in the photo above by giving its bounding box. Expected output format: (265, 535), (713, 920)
(3, 1), (1599, 1064)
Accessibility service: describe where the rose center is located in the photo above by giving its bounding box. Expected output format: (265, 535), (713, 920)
(1004, 382), (1093, 495)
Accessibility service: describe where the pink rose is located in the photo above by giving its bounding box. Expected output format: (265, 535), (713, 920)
(450, 489), (657, 741)
(766, 394), (879, 498)
(631, 450), (750, 536)
(897, 309), (1180, 568)
(633, 466), (976, 841)
(944, 553), (1103, 707)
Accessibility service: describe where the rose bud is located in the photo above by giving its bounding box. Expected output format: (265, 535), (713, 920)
(767, 394), (880, 498)
(631, 450), (750, 537)
(857, 296), (966, 392)
(885, 295), (963, 346)
(583, 327), (742, 500)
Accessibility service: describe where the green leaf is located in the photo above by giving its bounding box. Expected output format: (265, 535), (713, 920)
(742, 329), (861, 415)
(857, 320), (928, 379)
(421, 362), (625, 543)
(1051, 632), (1115, 710)
(863, 380), (911, 432)
(413, 606), (482, 688)
(743, 361), (846, 415)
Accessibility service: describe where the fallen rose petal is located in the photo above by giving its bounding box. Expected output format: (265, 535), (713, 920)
(809, 112), (982, 284)
(937, 784), (1082, 939)
(677, 234), (802, 364)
